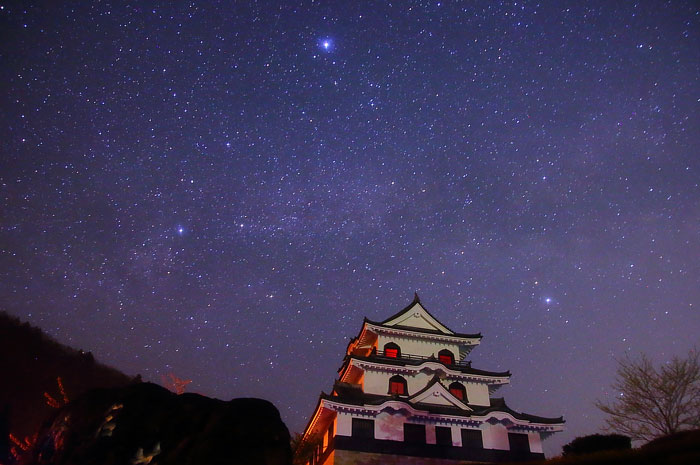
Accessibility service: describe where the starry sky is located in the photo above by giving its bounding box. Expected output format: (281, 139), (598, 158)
(1, 0), (699, 456)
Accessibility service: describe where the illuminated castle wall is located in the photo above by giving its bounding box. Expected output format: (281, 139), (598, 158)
(297, 295), (564, 464)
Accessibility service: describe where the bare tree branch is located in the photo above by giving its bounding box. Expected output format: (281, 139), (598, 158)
(596, 349), (700, 442)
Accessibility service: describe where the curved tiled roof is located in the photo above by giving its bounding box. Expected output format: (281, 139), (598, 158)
(343, 353), (511, 378)
(364, 293), (482, 339)
(364, 318), (483, 339)
(475, 397), (565, 424)
(324, 381), (564, 425)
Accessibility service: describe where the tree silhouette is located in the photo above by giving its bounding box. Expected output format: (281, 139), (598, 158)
(596, 349), (700, 441)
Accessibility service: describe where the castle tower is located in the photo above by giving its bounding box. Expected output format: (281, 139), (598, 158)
(297, 294), (564, 464)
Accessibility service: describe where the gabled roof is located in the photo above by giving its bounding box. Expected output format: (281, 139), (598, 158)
(363, 293), (482, 340)
(406, 375), (472, 410)
(377, 293), (454, 333)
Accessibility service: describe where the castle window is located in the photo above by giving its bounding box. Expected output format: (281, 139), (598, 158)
(388, 375), (408, 395)
(461, 429), (483, 448)
(435, 426), (452, 446)
(448, 382), (467, 401)
(384, 342), (401, 358)
(351, 418), (374, 439)
(404, 423), (426, 444)
(438, 349), (455, 365)
(508, 432), (530, 452)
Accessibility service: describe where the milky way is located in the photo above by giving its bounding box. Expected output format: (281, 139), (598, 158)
(1, 1), (698, 454)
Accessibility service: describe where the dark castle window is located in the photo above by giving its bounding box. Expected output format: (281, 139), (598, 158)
(384, 342), (401, 358)
(438, 349), (455, 365)
(404, 423), (426, 444)
(388, 375), (408, 395)
(461, 429), (483, 449)
(352, 418), (374, 439)
(448, 382), (467, 401)
(508, 432), (530, 452)
(435, 426), (453, 446)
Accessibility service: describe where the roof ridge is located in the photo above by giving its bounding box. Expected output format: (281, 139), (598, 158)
(362, 318), (482, 339)
(473, 397), (566, 424)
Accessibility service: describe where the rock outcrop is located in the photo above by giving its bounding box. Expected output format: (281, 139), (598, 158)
(25, 382), (292, 465)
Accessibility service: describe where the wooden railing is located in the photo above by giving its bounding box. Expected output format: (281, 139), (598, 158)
(373, 350), (472, 368)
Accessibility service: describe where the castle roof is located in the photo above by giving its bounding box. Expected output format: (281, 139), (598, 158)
(363, 318), (483, 340)
(359, 293), (482, 341)
(340, 353), (511, 379)
(325, 380), (564, 425)
(405, 375), (472, 410)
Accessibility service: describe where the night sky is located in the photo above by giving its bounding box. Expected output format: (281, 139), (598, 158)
(2, 0), (699, 455)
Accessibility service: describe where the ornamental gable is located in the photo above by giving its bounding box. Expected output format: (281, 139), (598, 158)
(408, 378), (472, 411)
(382, 300), (454, 334)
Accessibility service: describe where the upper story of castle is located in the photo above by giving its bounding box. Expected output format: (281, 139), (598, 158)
(346, 293), (483, 362)
(339, 294), (511, 404)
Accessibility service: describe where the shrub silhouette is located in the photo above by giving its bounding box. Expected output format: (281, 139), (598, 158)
(562, 433), (631, 456)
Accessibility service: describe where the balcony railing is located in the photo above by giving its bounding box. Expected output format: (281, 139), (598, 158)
(373, 350), (472, 368)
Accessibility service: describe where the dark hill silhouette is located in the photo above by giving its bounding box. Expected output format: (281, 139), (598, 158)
(24, 382), (291, 465)
(0, 311), (134, 445)
(1, 313), (293, 465)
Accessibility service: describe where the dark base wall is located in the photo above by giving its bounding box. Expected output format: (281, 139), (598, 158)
(331, 450), (477, 465)
(333, 436), (545, 463)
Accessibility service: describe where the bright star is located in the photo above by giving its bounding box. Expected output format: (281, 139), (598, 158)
(545, 297), (552, 304)
(177, 226), (185, 235)
(319, 38), (333, 51)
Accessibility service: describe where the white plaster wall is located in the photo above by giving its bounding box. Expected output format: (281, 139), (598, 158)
(362, 367), (492, 407)
(528, 431), (543, 453)
(450, 426), (462, 446)
(482, 424), (509, 450)
(377, 334), (461, 360)
(362, 368), (440, 396)
(464, 381), (490, 406)
(335, 412), (353, 437)
(362, 368), (390, 395)
(425, 425), (436, 444)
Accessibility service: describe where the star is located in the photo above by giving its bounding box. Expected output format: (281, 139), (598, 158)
(319, 38), (332, 51)
(2, 1), (697, 459)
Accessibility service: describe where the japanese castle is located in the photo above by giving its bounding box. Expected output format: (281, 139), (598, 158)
(297, 294), (564, 464)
